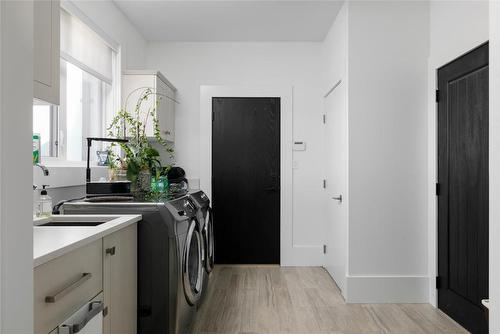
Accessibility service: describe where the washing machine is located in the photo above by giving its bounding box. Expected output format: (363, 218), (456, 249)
(61, 196), (204, 334)
(168, 196), (204, 333)
(188, 190), (214, 305)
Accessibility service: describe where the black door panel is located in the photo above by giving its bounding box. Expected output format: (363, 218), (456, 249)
(212, 97), (280, 264)
(437, 42), (489, 334)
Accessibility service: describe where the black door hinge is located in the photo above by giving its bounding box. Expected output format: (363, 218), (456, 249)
(435, 90), (440, 103)
(323, 114), (326, 124)
(436, 276), (442, 289)
(323, 179), (326, 189)
(103, 306), (109, 317)
(436, 183), (441, 196)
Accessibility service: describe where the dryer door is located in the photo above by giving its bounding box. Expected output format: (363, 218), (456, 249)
(183, 219), (203, 305)
(204, 207), (215, 273)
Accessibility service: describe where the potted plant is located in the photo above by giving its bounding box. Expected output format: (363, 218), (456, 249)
(107, 88), (174, 197)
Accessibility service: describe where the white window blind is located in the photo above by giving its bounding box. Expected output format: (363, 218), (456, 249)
(60, 8), (113, 84)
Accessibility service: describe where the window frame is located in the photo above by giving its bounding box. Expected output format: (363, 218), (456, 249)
(48, 105), (59, 157)
(32, 103), (59, 159)
(38, 2), (121, 167)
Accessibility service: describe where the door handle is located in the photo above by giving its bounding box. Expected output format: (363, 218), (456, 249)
(105, 246), (116, 256)
(60, 301), (104, 333)
(265, 174), (280, 192)
(332, 195), (343, 202)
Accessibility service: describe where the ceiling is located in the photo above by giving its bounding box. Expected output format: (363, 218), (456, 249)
(113, 1), (344, 42)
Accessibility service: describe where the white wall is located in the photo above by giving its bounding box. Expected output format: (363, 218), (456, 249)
(427, 0), (489, 306)
(322, 0), (491, 308)
(490, 1), (500, 330)
(322, 4), (348, 94)
(345, 1), (430, 302)
(147, 42), (326, 265)
(0, 1), (34, 333)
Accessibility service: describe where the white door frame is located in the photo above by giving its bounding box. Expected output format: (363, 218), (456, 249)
(200, 85), (297, 265)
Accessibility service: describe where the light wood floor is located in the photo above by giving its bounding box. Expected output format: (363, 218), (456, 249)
(192, 265), (469, 334)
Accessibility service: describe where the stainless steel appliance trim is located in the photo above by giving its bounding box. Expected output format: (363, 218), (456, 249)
(204, 209), (215, 274)
(183, 220), (203, 306)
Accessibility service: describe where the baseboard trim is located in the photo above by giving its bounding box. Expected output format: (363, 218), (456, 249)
(324, 265), (347, 298)
(346, 275), (429, 303)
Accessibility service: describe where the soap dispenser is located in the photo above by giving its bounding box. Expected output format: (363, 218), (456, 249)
(37, 185), (52, 217)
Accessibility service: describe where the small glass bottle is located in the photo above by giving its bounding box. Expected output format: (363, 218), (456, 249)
(37, 185), (52, 217)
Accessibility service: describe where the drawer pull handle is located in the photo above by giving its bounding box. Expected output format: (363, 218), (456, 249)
(105, 246), (116, 256)
(45, 273), (92, 303)
(61, 301), (104, 333)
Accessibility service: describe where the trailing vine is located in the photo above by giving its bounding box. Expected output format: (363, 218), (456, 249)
(106, 87), (175, 183)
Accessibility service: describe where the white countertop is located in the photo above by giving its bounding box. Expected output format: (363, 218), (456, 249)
(33, 214), (141, 267)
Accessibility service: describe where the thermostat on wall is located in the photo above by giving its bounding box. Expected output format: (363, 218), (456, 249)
(293, 141), (306, 151)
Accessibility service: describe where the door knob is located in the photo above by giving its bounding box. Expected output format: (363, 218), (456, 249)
(332, 195), (343, 202)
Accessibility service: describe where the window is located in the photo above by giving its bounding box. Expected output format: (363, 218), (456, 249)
(59, 60), (114, 161)
(33, 104), (57, 157)
(33, 6), (118, 162)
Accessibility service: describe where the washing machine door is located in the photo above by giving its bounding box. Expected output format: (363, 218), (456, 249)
(183, 219), (203, 306)
(203, 207), (215, 273)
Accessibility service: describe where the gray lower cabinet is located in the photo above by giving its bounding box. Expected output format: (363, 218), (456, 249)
(34, 240), (103, 334)
(34, 224), (137, 334)
(103, 224), (137, 334)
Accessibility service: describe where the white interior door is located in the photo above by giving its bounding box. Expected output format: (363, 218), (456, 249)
(324, 81), (348, 295)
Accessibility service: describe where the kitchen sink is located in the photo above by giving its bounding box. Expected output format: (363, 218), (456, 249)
(34, 215), (117, 227)
(38, 221), (107, 227)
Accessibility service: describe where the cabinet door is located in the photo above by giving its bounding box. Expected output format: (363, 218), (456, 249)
(156, 78), (175, 142)
(121, 74), (156, 137)
(34, 0), (60, 105)
(103, 224), (137, 334)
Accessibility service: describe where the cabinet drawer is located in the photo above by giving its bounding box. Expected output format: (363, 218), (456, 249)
(34, 240), (103, 334)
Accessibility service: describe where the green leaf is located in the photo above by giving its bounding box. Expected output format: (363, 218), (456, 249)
(126, 160), (140, 182)
(145, 147), (160, 157)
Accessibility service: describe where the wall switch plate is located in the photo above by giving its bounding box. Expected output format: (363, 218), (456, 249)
(293, 141), (306, 151)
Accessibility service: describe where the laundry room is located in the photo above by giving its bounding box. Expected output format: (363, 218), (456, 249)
(0, 0), (499, 333)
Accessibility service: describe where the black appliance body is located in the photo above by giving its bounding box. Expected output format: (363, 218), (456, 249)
(61, 196), (204, 334)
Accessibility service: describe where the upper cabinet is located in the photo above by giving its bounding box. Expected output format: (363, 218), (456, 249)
(122, 71), (176, 142)
(34, 0), (60, 105)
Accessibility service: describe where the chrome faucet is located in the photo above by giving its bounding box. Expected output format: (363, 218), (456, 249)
(34, 164), (50, 191)
(35, 163), (49, 176)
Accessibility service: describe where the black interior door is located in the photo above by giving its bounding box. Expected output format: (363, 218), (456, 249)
(212, 97), (280, 264)
(437, 42), (489, 334)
